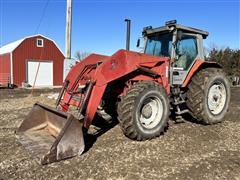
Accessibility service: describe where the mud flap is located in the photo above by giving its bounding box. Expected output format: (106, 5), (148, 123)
(15, 103), (85, 165)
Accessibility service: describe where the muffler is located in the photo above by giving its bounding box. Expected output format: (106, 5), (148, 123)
(16, 103), (85, 165)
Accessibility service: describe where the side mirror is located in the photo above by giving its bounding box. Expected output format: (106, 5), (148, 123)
(136, 39), (140, 48)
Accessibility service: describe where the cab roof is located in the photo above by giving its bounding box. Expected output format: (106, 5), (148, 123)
(143, 22), (209, 39)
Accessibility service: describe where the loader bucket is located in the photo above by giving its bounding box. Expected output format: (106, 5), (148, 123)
(16, 103), (85, 165)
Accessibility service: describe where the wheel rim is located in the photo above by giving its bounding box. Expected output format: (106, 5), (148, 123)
(207, 81), (227, 115)
(139, 96), (163, 129)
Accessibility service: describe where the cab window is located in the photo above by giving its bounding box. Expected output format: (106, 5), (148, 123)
(174, 35), (198, 70)
(145, 33), (172, 57)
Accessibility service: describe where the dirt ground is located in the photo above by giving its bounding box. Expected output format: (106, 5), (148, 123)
(0, 87), (240, 180)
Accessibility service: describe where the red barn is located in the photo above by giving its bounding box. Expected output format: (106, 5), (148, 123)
(0, 35), (64, 87)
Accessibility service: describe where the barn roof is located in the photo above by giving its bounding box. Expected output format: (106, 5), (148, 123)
(0, 38), (24, 55)
(0, 34), (64, 56)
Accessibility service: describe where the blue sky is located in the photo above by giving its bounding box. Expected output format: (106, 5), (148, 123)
(0, 0), (239, 57)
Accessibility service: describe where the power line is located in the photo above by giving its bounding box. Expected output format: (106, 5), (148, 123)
(31, 0), (51, 94)
(34, 0), (50, 34)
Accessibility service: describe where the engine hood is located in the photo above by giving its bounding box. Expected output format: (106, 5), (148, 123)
(65, 49), (169, 90)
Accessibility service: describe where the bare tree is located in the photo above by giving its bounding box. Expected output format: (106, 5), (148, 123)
(74, 51), (90, 61)
(207, 47), (240, 77)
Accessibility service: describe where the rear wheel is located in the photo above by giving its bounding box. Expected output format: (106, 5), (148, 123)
(117, 81), (170, 140)
(186, 68), (230, 124)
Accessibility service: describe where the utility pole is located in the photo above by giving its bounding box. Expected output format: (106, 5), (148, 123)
(65, 0), (72, 59)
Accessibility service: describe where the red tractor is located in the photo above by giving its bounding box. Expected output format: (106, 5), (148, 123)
(16, 20), (230, 164)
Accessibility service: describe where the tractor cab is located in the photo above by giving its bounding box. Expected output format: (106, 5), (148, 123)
(141, 20), (209, 85)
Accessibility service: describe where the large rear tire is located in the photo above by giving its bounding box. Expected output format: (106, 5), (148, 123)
(186, 68), (230, 124)
(117, 81), (170, 140)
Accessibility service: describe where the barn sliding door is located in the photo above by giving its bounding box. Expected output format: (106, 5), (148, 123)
(27, 61), (53, 86)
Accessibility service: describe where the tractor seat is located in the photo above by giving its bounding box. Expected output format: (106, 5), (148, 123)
(174, 54), (188, 70)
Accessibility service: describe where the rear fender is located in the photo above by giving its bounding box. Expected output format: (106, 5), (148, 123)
(182, 60), (222, 87)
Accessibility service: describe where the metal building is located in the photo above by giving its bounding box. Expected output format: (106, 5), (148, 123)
(0, 35), (64, 87)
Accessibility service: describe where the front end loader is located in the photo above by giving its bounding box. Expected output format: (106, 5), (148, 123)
(16, 20), (230, 164)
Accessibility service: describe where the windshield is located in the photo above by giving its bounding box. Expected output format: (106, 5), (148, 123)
(145, 33), (172, 57)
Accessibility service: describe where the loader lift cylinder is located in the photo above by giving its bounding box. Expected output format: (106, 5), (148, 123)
(77, 81), (95, 119)
(125, 19), (131, 51)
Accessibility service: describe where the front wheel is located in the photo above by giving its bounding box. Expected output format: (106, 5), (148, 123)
(186, 68), (231, 124)
(117, 81), (170, 140)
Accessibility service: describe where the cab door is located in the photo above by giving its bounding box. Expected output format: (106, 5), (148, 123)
(171, 33), (202, 85)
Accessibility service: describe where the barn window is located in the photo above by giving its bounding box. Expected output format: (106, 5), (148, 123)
(36, 39), (44, 47)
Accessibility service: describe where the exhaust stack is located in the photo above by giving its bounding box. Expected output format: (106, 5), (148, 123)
(125, 19), (131, 51)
